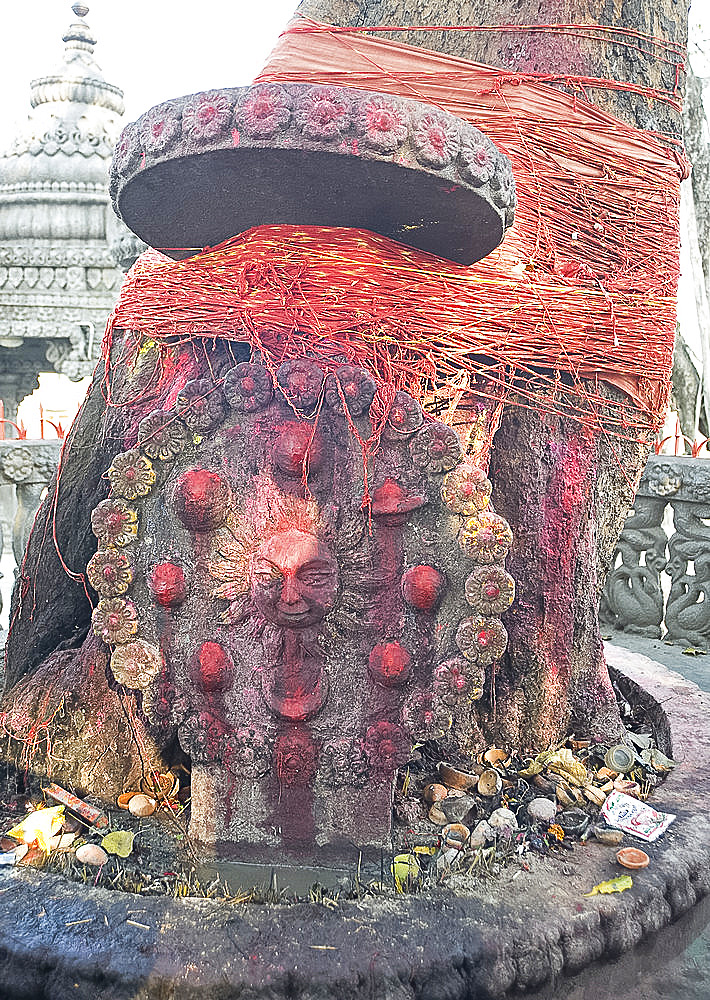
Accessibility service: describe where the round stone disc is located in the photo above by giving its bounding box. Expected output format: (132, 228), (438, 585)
(110, 83), (516, 264)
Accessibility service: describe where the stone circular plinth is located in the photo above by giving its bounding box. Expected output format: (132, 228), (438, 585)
(109, 83), (516, 264)
(0, 646), (707, 1000)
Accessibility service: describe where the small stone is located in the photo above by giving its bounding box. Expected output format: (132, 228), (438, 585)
(470, 820), (493, 846)
(428, 802), (448, 825)
(128, 794), (157, 817)
(423, 783), (448, 804)
(527, 797), (557, 824)
(441, 793), (478, 824)
(488, 807), (518, 836)
(593, 825), (624, 846)
(75, 843), (108, 866)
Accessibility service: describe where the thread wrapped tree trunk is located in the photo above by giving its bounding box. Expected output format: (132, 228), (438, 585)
(296, 0), (687, 745)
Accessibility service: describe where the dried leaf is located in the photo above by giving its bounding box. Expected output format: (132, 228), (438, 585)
(101, 830), (135, 858)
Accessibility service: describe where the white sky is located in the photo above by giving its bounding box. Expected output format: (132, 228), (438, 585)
(0, 1), (299, 147)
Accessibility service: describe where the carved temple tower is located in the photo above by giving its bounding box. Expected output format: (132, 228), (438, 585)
(0, 3), (135, 424)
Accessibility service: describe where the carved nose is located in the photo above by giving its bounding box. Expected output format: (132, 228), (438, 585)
(281, 575), (301, 605)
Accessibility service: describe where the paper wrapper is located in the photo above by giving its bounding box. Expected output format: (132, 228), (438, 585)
(600, 790), (676, 842)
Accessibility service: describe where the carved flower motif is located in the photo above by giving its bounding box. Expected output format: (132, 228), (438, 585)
(175, 379), (227, 434)
(110, 639), (162, 690)
(226, 727), (271, 778)
(1, 447), (33, 482)
(182, 91), (233, 144)
(274, 727), (319, 787)
(433, 656), (484, 705)
(411, 112), (460, 168)
(455, 615), (508, 665)
(87, 549), (133, 598)
(107, 449), (156, 501)
(91, 499), (138, 548)
(648, 464), (682, 497)
(223, 362), (274, 412)
(442, 462), (492, 515)
(364, 721), (411, 773)
(137, 410), (189, 460)
(113, 124), (142, 176)
(409, 421), (463, 473)
(383, 390), (423, 438)
(324, 365), (376, 417)
(320, 739), (369, 788)
(140, 103), (182, 154)
(238, 85), (293, 138)
(277, 359), (324, 411)
(401, 691), (451, 739)
(297, 87), (351, 141)
(458, 511), (513, 563)
(178, 711), (229, 763)
(489, 158), (516, 209)
(459, 140), (497, 187)
(465, 565), (515, 616)
(91, 598), (138, 645)
(355, 96), (409, 152)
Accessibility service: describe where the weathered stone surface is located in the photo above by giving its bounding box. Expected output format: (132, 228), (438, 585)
(110, 83), (516, 264)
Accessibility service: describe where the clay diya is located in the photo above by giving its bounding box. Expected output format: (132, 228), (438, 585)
(616, 847), (650, 869)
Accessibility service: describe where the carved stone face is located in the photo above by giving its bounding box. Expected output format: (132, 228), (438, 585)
(251, 528), (339, 629)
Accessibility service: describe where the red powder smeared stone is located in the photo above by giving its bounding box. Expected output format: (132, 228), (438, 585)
(402, 564), (445, 611)
(191, 641), (234, 692)
(174, 468), (228, 531)
(151, 563), (186, 608)
(272, 422), (324, 477)
(368, 641), (412, 687)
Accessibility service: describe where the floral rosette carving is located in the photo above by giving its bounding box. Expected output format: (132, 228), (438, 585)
(274, 727), (319, 787)
(459, 511), (513, 563)
(237, 85), (293, 139)
(409, 421), (463, 474)
(107, 449), (156, 501)
(489, 157), (516, 209)
(110, 639), (163, 691)
(113, 124), (142, 176)
(411, 112), (460, 168)
(91, 499), (138, 548)
(465, 565), (515, 616)
(442, 462), (492, 515)
(647, 463), (682, 497)
(175, 379), (227, 434)
(297, 86), (351, 141)
(455, 615), (508, 665)
(91, 598), (138, 645)
(140, 103), (182, 154)
(1, 447), (34, 482)
(276, 359), (324, 411)
(226, 728), (271, 779)
(355, 95), (409, 152)
(178, 711), (230, 764)
(383, 391), (424, 438)
(401, 691), (452, 740)
(459, 140), (497, 187)
(137, 410), (189, 461)
(223, 362), (274, 412)
(432, 656), (482, 706)
(181, 91), (233, 144)
(324, 365), (376, 417)
(364, 721), (411, 774)
(320, 739), (369, 788)
(87, 549), (133, 598)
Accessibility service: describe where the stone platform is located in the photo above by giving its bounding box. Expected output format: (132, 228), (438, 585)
(0, 646), (708, 1000)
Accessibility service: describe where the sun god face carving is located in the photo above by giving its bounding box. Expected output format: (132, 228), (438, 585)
(251, 527), (339, 629)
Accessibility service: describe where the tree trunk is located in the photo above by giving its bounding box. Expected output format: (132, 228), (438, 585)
(296, 0), (687, 745)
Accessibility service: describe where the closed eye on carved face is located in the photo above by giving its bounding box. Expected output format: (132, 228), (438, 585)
(252, 558), (283, 586)
(297, 561), (337, 587)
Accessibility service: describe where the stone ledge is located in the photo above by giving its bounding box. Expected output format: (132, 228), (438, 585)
(0, 647), (708, 1000)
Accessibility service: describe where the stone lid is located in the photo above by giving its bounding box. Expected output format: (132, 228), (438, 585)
(110, 83), (516, 264)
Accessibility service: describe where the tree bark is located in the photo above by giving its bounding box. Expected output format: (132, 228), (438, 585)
(297, 0), (687, 745)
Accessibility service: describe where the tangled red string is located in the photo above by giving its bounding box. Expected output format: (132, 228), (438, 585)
(103, 19), (685, 438)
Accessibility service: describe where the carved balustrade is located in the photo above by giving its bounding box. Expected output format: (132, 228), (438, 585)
(600, 455), (710, 647)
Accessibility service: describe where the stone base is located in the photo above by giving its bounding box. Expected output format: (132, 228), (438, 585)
(0, 646), (708, 1000)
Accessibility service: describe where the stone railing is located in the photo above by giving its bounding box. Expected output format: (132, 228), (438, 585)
(0, 439), (62, 618)
(600, 454), (710, 647)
